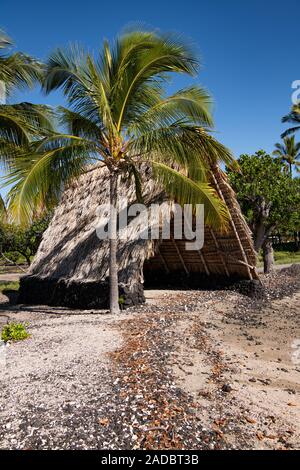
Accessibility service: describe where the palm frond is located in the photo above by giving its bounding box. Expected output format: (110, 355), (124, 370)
(3, 135), (95, 224)
(0, 53), (43, 95)
(44, 46), (108, 130)
(129, 124), (210, 182)
(129, 124), (236, 181)
(0, 138), (25, 165)
(282, 106), (300, 123)
(127, 86), (213, 135)
(281, 126), (300, 138)
(86, 55), (116, 136)
(43, 43), (88, 94)
(273, 136), (300, 172)
(195, 129), (237, 169)
(152, 162), (229, 230)
(282, 106), (300, 138)
(0, 30), (12, 49)
(113, 30), (200, 130)
(0, 109), (31, 146)
(58, 106), (104, 142)
(0, 103), (55, 166)
(126, 163), (144, 203)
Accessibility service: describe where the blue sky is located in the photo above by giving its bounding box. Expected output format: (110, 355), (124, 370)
(1, 0), (299, 180)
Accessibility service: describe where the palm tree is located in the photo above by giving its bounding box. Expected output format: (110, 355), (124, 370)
(3, 30), (235, 314)
(0, 30), (41, 99)
(273, 136), (300, 175)
(282, 105), (300, 138)
(0, 30), (53, 162)
(0, 29), (55, 223)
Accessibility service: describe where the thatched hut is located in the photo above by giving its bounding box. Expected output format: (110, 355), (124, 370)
(19, 164), (259, 308)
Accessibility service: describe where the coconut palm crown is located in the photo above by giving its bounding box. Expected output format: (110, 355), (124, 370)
(2, 29), (237, 313)
(273, 136), (300, 175)
(282, 104), (300, 138)
(4, 30), (236, 223)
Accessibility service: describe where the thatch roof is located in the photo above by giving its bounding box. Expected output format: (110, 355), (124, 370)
(19, 164), (259, 308)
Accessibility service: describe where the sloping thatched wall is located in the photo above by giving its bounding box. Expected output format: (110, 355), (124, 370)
(19, 164), (259, 308)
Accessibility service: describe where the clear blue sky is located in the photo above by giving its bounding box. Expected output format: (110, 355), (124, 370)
(1, 0), (299, 162)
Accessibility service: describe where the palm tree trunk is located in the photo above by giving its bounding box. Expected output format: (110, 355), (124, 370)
(109, 171), (120, 314)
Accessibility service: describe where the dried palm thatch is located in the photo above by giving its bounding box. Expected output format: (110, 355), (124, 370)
(19, 163), (259, 308)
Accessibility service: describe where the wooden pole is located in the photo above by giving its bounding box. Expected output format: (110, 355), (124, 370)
(210, 166), (254, 280)
(171, 235), (189, 275)
(157, 246), (170, 274)
(209, 228), (230, 277)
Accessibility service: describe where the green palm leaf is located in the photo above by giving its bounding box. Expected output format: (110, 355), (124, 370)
(282, 105), (300, 138)
(127, 86), (213, 135)
(273, 136), (300, 175)
(152, 162), (229, 230)
(3, 135), (96, 223)
(0, 30), (43, 95)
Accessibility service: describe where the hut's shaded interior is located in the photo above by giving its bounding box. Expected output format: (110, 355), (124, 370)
(143, 222), (257, 290)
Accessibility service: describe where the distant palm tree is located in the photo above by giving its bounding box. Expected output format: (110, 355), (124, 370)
(3, 29), (235, 313)
(273, 136), (300, 175)
(282, 105), (300, 138)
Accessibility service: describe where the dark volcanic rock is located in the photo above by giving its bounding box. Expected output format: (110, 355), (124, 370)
(232, 280), (266, 299)
(18, 275), (145, 310)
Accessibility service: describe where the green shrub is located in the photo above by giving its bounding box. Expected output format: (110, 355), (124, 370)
(0, 281), (20, 293)
(1, 322), (29, 342)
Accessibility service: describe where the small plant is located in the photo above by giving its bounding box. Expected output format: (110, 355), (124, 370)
(1, 322), (29, 342)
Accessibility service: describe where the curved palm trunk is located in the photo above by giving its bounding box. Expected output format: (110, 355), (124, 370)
(109, 172), (120, 314)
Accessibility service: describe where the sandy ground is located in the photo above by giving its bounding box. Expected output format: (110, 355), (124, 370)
(0, 273), (22, 282)
(0, 268), (299, 449)
(0, 309), (127, 449)
(164, 291), (300, 449)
